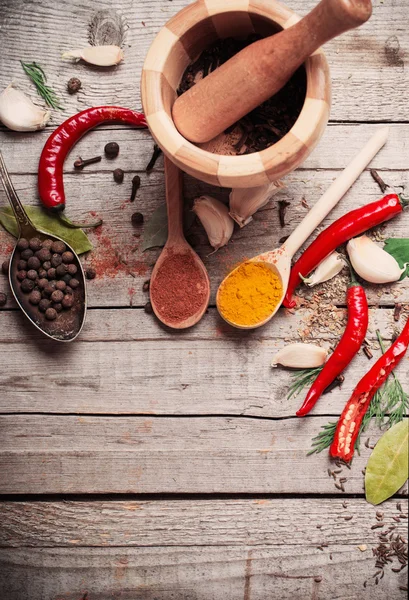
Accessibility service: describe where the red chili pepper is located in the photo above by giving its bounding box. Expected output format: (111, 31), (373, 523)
(330, 316), (409, 462)
(283, 194), (408, 308)
(38, 107), (147, 211)
(297, 268), (368, 417)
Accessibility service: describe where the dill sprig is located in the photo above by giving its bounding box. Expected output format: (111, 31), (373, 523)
(308, 329), (408, 455)
(287, 366), (322, 399)
(20, 61), (63, 110)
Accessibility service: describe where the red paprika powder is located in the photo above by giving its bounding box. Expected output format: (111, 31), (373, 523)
(150, 251), (208, 325)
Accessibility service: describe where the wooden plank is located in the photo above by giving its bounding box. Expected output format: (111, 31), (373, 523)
(1, 124), (408, 174)
(1, 498), (407, 547)
(0, 307), (408, 417)
(1, 544), (407, 600)
(0, 0), (407, 122)
(0, 415), (407, 494)
(1, 167), (408, 308)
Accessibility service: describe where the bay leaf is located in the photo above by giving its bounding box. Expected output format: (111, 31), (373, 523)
(0, 206), (92, 255)
(141, 203), (195, 252)
(383, 238), (409, 280)
(365, 420), (409, 505)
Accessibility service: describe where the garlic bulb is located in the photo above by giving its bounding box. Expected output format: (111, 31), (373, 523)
(62, 45), (124, 66)
(271, 343), (327, 368)
(229, 180), (285, 227)
(193, 195), (234, 252)
(301, 252), (345, 287)
(347, 236), (407, 284)
(0, 84), (50, 132)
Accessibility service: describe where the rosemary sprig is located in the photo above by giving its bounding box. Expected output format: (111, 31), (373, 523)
(287, 366), (322, 399)
(307, 421), (337, 455)
(20, 61), (63, 110)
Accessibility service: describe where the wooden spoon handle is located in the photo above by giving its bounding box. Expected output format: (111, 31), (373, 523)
(164, 156), (184, 244)
(173, 0), (372, 144)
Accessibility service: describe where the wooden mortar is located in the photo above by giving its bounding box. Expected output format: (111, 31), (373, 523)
(141, 0), (332, 188)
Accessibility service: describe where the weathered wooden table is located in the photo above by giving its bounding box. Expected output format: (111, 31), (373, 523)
(0, 1), (408, 598)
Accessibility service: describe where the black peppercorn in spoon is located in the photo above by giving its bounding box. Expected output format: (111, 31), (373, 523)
(0, 152), (86, 341)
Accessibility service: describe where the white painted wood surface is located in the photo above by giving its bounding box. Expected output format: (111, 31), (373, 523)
(0, 0), (408, 598)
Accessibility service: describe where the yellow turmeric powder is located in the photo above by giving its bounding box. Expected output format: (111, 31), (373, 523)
(217, 261), (283, 326)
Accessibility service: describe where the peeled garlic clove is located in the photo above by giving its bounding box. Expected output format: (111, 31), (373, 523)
(62, 45), (124, 66)
(301, 252), (345, 287)
(0, 84), (50, 132)
(193, 195), (234, 252)
(229, 180), (285, 227)
(347, 235), (406, 284)
(271, 343), (327, 368)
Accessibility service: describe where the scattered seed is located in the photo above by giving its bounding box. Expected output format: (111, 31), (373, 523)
(393, 516), (401, 522)
(327, 468), (332, 477)
(396, 502), (402, 512)
(339, 477), (347, 483)
(335, 483), (343, 490)
(394, 303), (402, 322)
(365, 438), (370, 448)
(342, 501), (348, 509)
(344, 515), (353, 521)
(376, 511), (384, 518)
(371, 523), (385, 529)
(329, 554), (333, 560)
(316, 546), (324, 551)
(314, 576), (322, 583)
(333, 469), (342, 474)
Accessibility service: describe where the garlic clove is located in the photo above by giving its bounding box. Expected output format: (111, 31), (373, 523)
(271, 343), (328, 368)
(301, 252), (345, 287)
(62, 45), (124, 66)
(229, 180), (285, 227)
(0, 84), (51, 132)
(193, 195), (234, 252)
(347, 235), (406, 284)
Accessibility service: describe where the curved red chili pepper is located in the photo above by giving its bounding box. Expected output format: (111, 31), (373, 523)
(283, 194), (407, 308)
(330, 316), (409, 462)
(297, 277), (368, 417)
(38, 107), (147, 211)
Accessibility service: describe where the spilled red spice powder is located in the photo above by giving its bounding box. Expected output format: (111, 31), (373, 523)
(150, 251), (208, 324)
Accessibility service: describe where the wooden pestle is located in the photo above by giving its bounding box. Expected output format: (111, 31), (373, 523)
(172, 0), (372, 144)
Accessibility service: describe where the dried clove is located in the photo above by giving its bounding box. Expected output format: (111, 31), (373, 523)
(278, 199), (290, 227)
(323, 374), (344, 394)
(74, 155), (102, 169)
(370, 169), (388, 194)
(130, 175), (141, 201)
(146, 144), (162, 172)
(113, 168), (124, 183)
(67, 77), (82, 94)
(394, 303), (402, 321)
(104, 142), (119, 158)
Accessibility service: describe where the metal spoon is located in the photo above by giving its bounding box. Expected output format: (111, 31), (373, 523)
(216, 128), (389, 329)
(0, 152), (86, 342)
(150, 157), (210, 328)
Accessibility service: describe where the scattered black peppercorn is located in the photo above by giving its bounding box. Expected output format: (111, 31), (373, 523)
(29, 290), (42, 305)
(47, 268), (57, 280)
(27, 269), (38, 281)
(62, 294), (74, 308)
(51, 290), (64, 303)
(130, 175), (141, 201)
(43, 261), (51, 270)
(41, 239), (53, 250)
(0, 292), (7, 307)
(55, 280), (66, 291)
(20, 248), (33, 260)
(131, 212), (144, 226)
(27, 256), (41, 270)
(62, 273), (72, 284)
(144, 301), (153, 314)
(54, 303), (63, 313)
(45, 307), (57, 321)
(67, 77), (82, 94)
(38, 299), (51, 313)
(21, 278), (35, 293)
(56, 264), (67, 277)
(67, 264), (78, 276)
(51, 240), (66, 254)
(16, 260), (27, 271)
(17, 270), (27, 281)
(69, 278), (80, 289)
(38, 268), (47, 279)
(143, 279), (150, 292)
(2, 259), (10, 275)
(51, 253), (63, 267)
(113, 168), (124, 183)
(104, 142), (119, 158)
(38, 278), (49, 289)
(62, 251), (74, 264)
(65, 286), (73, 295)
(85, 267), (96, 280)
(17, 238), (29, 251)
(29, 238), (42, 251)
(36, 248), (51, 262)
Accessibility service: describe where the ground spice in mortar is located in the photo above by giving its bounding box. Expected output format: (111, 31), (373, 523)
(177, 35), (306, 154)
(218, 261), (283, 326)
(150, 251), (208, 324)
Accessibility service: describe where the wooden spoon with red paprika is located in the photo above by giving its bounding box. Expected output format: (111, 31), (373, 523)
(149, 157), (210, 329)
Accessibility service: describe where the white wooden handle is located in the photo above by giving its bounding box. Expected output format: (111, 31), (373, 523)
(282, 127), (389, 258)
